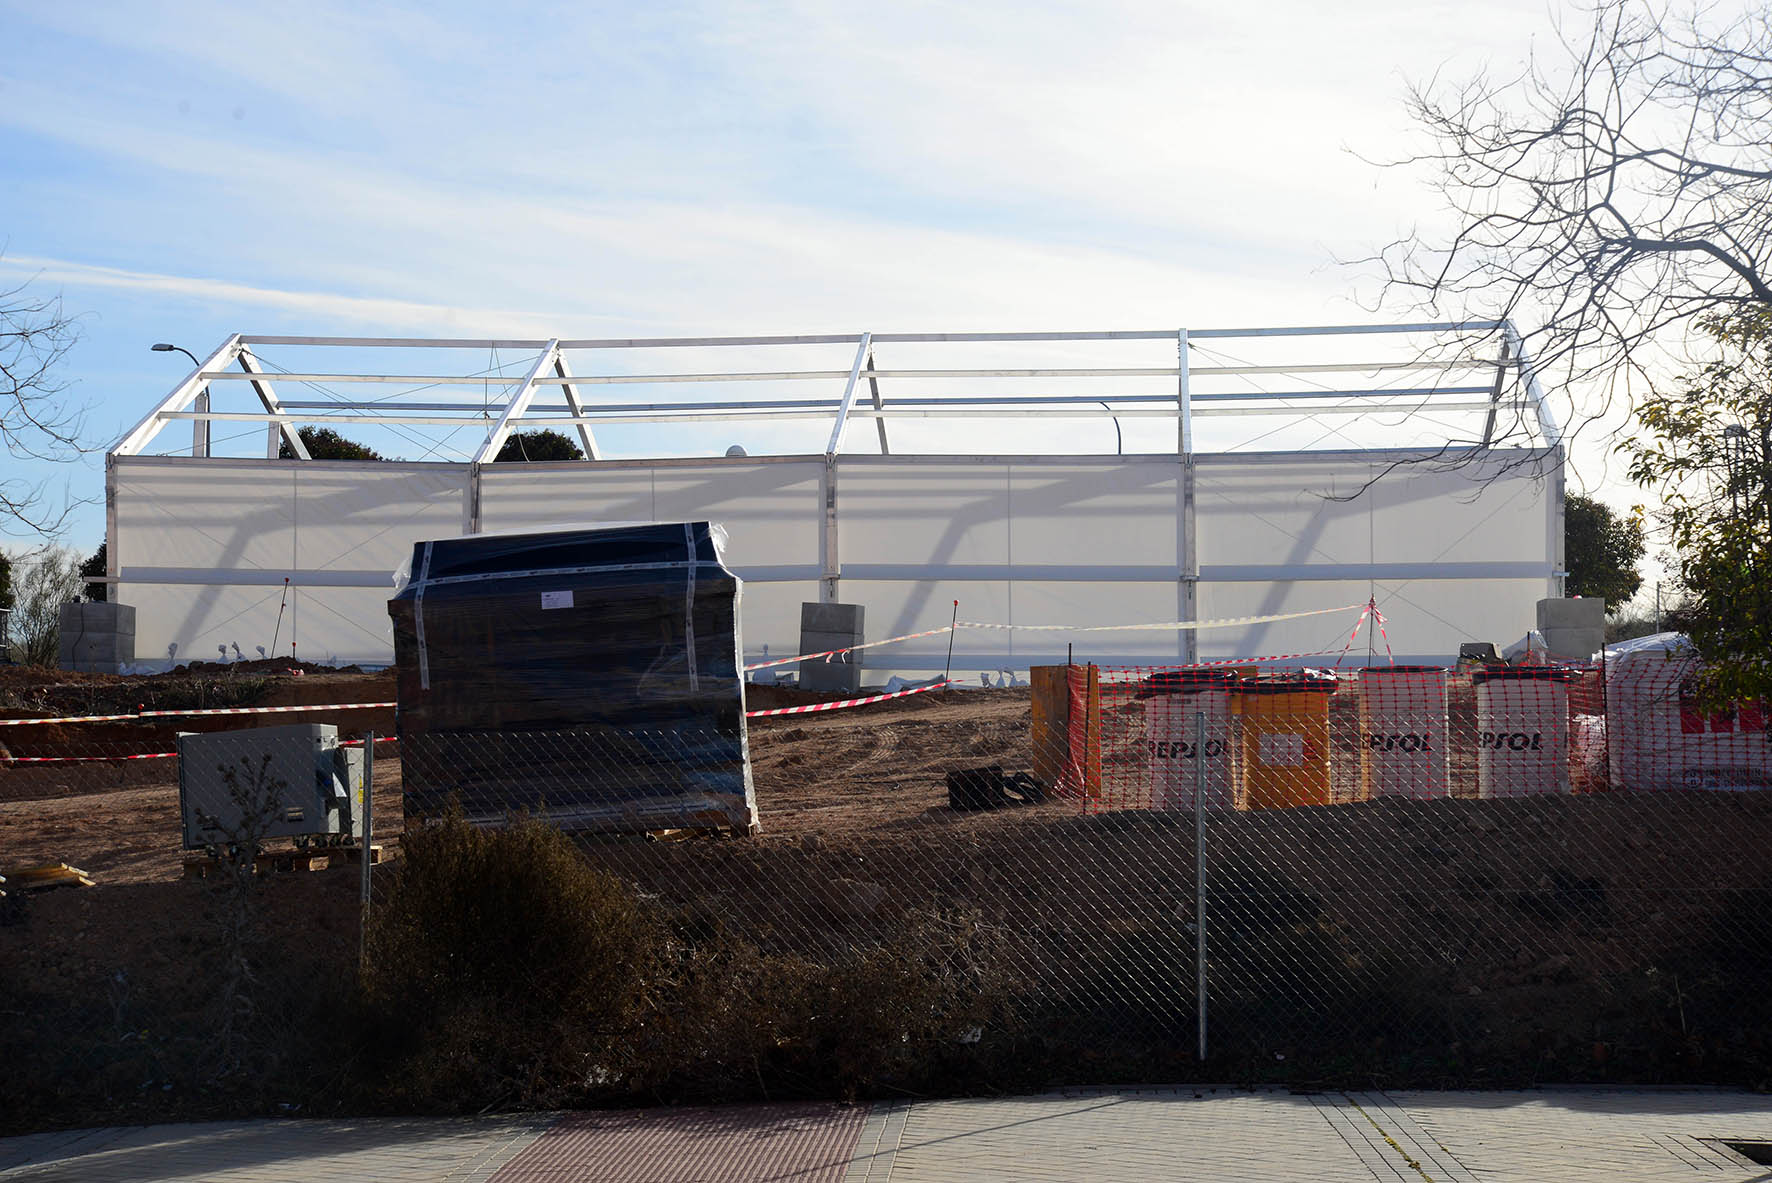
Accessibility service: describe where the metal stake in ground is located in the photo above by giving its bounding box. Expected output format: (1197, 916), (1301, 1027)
(943, 600), (959, 685)
(269, 577), (290, 661)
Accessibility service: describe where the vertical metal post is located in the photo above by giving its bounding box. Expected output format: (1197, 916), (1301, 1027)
(1194, 709), (1208, 1061)
(359, 731), (375, 972)
(1178, 329), (1198, 664)
(820, 460), (839, 603)
(192, 388), (210, 457)
(1549, 447), (1567, 599)
(467, 462), (484, 534)
(104, 455), (118, 597)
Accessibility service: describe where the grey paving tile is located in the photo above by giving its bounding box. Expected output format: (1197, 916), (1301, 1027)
(844, 1102), (908, 1183)
(13, 1089), (1772, 1181)
(0, 1116), (556, 1183)
(882, 1088), (1383, 1183)
(489, 1102), (866, 1182)
(1393, 1088), (1772, 1182)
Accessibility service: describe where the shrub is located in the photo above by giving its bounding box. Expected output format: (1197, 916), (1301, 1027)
(361, 811), (661, 1110)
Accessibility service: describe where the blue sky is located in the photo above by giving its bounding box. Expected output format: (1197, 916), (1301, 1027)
(0, 0), (1573, 549)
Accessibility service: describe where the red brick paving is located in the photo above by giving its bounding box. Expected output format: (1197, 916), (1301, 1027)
(490, 1101), (868, 1182)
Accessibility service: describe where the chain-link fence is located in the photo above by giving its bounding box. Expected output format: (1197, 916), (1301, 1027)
(4, 660), (1772, 1130)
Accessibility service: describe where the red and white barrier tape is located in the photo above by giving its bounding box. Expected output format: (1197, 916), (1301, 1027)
(9, 686), (952, 749)
(4, 751), (179, 764)
(0, 701), (394, 728)
(0, 712), (139, 727)
(1102, 647), (1347, 671)
(956, 603), (1365, 632)
(1372, 604), (1397, 664)
(745, 603), (1366, 673)
(137, 701), (394, 719)
(4, 605), (1371, 728)
(744, 626), (954, 672)
(745, 680), (952, 718)
(1332, 602), (1375, 667)
(3, 735), (399, 765)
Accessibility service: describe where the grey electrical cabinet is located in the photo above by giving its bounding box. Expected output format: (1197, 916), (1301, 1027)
(177, 724), (366, 851)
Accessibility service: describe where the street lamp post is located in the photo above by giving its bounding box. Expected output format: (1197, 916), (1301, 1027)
(151, 343), (209, 458)
(1723, 424), (1748, 518)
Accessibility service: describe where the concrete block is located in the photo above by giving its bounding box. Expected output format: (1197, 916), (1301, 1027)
(60, 632), (131, 662)
(1542, 627), (1603, 661)
(58, 600), (137, 673)
(1537, 597), (1605, 631)
(800, 601), (865, 694)
(800, 601), (864, 638)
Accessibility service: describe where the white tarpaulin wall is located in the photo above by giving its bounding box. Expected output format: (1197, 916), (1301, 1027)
(112, 449), (1558, 673)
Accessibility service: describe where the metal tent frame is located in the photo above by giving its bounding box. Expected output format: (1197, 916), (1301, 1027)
(106, 322), (1563, 670)
(113, 321), (1559, 462)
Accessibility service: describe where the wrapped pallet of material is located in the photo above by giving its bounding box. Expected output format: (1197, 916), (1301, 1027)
(387, 522), (758, 835)
(1142, 669), (1235, 812)
(1606, 632), (1772, 791)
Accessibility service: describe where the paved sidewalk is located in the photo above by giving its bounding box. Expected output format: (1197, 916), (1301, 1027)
(6, 1088), (1772, 1181)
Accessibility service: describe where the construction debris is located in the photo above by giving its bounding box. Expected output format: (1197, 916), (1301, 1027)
(4, 863), (96, 890)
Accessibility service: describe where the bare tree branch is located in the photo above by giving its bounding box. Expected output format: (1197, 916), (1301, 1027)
(1354, 0), (1772, 461)
(0, 269), (90, 536)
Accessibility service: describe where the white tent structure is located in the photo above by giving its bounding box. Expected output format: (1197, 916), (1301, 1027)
(107, 323), (1564, 674)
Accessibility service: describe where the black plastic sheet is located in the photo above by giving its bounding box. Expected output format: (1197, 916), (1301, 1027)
(388, 522), (757, 833)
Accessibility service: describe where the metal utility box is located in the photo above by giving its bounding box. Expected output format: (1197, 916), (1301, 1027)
(177, 724), (366, 851)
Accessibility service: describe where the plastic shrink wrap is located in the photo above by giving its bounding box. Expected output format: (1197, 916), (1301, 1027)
(387, 522), (758, 834)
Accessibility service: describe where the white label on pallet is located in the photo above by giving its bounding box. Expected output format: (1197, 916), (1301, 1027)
(539, 590), (574, 610)
(1259, 732), (1306, 766)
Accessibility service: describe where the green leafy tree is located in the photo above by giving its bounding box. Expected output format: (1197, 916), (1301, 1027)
(1564, 494), (1644, 608)
(0, 551), (12, 612)
(1623, 308), (1772, 705)
(278, 427), (384, 461)
(494, 430), (584, 462)
(79, 541), (106, 602)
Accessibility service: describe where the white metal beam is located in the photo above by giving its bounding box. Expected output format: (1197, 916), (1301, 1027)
(236, 323), (1501, 349)
(114, 334), (243, 456)
(1504, 321), (1562, 448)
(470, 341), (560, 465)
(824, 334), (871, 459)
(158, 400), (1500, 429)
(268, 386), (1492, 415)
(552, 351), (601, 460)
(867, 349), (889, 455)
(189, 358), (1500, 387)
(237, 347), (310, 459)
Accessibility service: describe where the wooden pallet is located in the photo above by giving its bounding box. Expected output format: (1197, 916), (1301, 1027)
(182, 845), (384, 879)
(3, 863), (95, 890)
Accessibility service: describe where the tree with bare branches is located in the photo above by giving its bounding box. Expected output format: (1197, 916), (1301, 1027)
(1372, 0), (1772, 450)
(1, 277), (84, 535)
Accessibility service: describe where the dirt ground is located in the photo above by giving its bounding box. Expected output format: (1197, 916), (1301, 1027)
(5, 662), (1772, 1121)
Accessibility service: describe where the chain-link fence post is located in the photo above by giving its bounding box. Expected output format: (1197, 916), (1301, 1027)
(359, 729), (374, 972)
(1195, 708), (1208, 1062)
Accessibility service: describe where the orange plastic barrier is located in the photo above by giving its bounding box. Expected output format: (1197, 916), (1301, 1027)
(1234, 674), (1336, 809)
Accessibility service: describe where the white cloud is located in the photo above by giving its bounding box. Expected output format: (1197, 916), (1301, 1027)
(0, 254), (610, 337)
